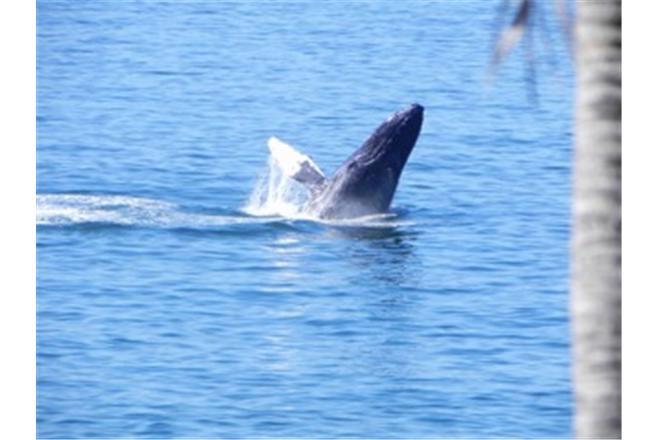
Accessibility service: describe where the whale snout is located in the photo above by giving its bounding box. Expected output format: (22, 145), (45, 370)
(394, 103), (424, 143)
(407, 103), (424, 115)
(387, 103), (424, 124)
(400, 103), (424, 121)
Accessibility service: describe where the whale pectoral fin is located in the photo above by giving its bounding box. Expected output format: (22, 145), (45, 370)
(267, 136), (326, 189)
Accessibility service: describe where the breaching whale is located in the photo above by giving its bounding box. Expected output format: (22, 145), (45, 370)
(268, 103), (424, 219)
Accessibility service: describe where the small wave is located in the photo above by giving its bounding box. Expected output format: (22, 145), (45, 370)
(37, 194), (173, 226)
(36, 194), (268, 228)
(311, 212), (411, 229)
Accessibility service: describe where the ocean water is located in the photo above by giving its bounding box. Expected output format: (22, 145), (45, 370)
(37, 1), (574, 438)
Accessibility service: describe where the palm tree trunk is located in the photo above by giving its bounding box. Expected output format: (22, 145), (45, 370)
(572, 0), (621, 438)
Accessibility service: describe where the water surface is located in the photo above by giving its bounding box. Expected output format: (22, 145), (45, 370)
(37, 1), (573, 438)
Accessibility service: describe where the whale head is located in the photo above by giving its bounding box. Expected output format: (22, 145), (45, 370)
(311, 103), (424, 219)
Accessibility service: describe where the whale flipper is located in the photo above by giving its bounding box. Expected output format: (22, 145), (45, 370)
(267, 136), (326, 189)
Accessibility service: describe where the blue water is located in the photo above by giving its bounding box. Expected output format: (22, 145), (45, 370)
(37, 1), (574, 438)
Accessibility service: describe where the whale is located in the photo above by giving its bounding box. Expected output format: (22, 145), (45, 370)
(268, 103), (424, 219)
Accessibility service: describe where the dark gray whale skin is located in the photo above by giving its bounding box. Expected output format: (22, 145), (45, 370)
(308, 103), (424, 219)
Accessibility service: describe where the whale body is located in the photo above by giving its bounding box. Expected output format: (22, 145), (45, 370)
(268, 103), (424, 219)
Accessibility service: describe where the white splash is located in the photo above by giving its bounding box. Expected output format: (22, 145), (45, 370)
(242, 155), (312, 218)
(36, 194), (176, 226)
(36, 194), (270, 228)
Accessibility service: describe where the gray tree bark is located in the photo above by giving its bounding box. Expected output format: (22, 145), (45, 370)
(572, 0), (621, 438)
